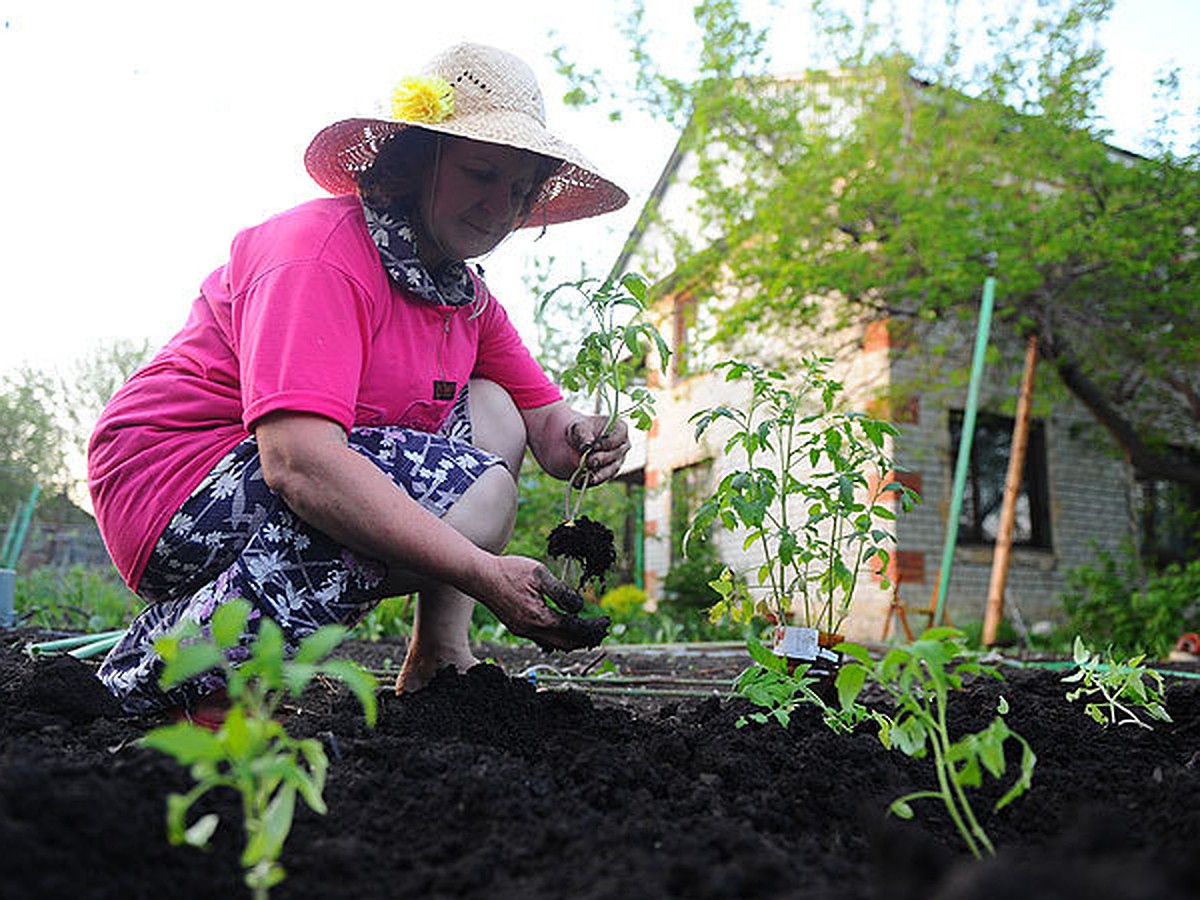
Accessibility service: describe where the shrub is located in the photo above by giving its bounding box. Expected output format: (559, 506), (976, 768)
(15, 564), (142, 631)
(351, 594), (414, 641)
(1061, 544), (1200, 658)
(661, 538), (726, 613)
(598, 584), (647, 622)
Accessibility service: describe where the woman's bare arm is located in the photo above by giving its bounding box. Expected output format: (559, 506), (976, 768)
(253, 411), (603, 649)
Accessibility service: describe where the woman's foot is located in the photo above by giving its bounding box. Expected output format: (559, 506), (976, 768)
(170, 688), (230, 732)
(394, 645), (480, 693)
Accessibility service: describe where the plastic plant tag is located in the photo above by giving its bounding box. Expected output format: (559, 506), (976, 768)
(774, 625), (819, 660)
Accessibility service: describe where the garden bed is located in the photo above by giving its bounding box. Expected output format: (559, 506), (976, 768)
(2, 629), (1199, 899)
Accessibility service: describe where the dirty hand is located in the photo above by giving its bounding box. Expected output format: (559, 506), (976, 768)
(482, 556), (609, 652)
(566, 415), (630, 485)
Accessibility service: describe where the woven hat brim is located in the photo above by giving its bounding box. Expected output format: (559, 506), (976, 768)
(304, 116), (628, 227)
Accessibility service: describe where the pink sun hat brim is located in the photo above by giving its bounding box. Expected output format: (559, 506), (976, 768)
(303, 44), (629, 228)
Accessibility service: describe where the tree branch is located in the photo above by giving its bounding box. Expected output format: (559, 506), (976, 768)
(1046, 341), (1200, 487)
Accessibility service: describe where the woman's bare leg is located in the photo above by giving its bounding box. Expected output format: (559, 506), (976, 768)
(396, 380), (526, 691)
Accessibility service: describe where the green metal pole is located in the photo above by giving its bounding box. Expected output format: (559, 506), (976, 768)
(4, 483), (40, 569)
(0, 507), (18, 568)
(933, 277), (996, 626)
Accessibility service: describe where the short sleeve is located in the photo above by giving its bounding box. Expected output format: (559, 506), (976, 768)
(471, 284), (563, 409)
(233, 260), (375, 431)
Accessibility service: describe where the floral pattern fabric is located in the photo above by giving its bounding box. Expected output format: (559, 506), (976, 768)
(360, 199), (478, 307)
(98, 395), (501, 714)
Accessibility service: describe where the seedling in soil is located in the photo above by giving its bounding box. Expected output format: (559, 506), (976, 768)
(834, 628), (1037, 859)
(688, 356), (919, 636)
(1062, 636), (1171, 729)
(540, 272), (671, 589)
(732, 633), (865, 732)
(142, 599), (378, 900)
(688, 356), (918, 686)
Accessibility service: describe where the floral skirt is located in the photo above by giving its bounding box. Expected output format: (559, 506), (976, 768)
(98, 407), (502, 714)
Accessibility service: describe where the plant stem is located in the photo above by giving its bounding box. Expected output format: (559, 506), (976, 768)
(934, 679), (995, 857)
(925, 699), (983, 859)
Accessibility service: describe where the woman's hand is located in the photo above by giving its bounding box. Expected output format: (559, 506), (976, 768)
(566, 415), (630, 485)
(480, 556), (609, 651)
(522, 401), (632, 483)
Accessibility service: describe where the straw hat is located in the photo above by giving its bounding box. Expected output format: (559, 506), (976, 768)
(304, 42), (629, 227)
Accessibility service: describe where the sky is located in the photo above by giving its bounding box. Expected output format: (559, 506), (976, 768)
(1, 0), (1197, 380)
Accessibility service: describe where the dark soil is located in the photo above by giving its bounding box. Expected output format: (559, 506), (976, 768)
(3, 629), (1200, 900)
(546, 516), (617, 589)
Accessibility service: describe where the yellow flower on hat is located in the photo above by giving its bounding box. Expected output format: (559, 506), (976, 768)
(391, 76), (455, 124)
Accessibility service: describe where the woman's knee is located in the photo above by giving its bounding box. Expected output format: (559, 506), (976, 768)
(468, 378), (526, 474)
(443, 464), (517, 553)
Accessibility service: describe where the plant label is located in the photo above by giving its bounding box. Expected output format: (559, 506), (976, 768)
(774, 626), (819, 660)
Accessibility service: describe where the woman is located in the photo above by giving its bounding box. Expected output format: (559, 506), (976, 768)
(89, 43), (630, 715)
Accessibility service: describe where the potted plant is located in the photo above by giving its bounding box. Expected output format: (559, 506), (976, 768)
(686, 356), (919, 677)
(538, 272), (671, 591)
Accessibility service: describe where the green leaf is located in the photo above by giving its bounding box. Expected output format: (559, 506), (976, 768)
(835, 664), (867, 710)
(891, 715), (929, 757)
(143, 723), (226, 765)
(156, 641), (225, 689)
(222, 705), (253, 759)
(210, 598), (251, 648)
(889, 798), (914, 819)
(318, 659), (379, 727)
(243, 784), (297, 866)
(293, 625), (349, 665)
(183, 812), (220, 849)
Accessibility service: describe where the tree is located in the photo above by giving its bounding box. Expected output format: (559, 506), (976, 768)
(0, 339), (152, 525)
(62, 337), (153, 457)
(0, 367), (71, 521)
(571, 0), (1200, 486)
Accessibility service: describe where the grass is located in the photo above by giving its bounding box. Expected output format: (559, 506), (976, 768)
(15, 564), (143, 632)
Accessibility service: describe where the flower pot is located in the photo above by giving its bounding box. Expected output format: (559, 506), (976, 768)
(773, 625), (844, 678)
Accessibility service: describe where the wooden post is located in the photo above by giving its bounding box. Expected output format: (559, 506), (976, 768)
(982, 335), (1039, 646)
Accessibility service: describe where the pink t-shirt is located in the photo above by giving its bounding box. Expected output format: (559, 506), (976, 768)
(88, 195), (561, 590)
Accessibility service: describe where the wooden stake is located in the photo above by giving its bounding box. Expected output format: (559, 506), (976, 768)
(983, 335), (1039, 646)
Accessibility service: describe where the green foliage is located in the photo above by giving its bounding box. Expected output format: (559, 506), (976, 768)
(688, 356), (919, 633)
(0, 342), (153, 525)
(0, 368), (71, 519)
(602, 604), (752, 644)
(1062, 636), (1172, 729)
(351, 594), (414, 642)
(1060, 546), (1200, 658)
(509, 463), (639, 578)
(539, 272), (671, 518)
(598, 583), (647, 622)
(955, 616), (1072, 655)
(142, 599), (377, 900)
(732, 634), (862, 730)
(15, 563), (143, 631)
(835, 628), (1037, 859)
(661, 536), (727, 613)
(586, 0), (1200, 490)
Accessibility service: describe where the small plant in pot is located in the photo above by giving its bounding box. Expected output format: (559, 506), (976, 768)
(686, 356), (919, 679)
(539, 272), (671, 592)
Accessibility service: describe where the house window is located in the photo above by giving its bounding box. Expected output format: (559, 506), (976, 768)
(670, 460), (713, 565)
(949, 410), (1052, 549)
(670, 293), (718, 382)
(1140, 451), (1200, 567)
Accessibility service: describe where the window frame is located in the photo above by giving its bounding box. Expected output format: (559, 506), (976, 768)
(949, 409), (1053, 550)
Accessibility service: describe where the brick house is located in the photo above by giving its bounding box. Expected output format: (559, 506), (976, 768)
(608, 121), (1197, 644)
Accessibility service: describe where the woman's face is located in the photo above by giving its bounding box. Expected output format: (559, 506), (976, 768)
(416, 137), (542, 267)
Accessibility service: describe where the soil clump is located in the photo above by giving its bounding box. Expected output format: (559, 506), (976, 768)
(2, 630), (1199, 899)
